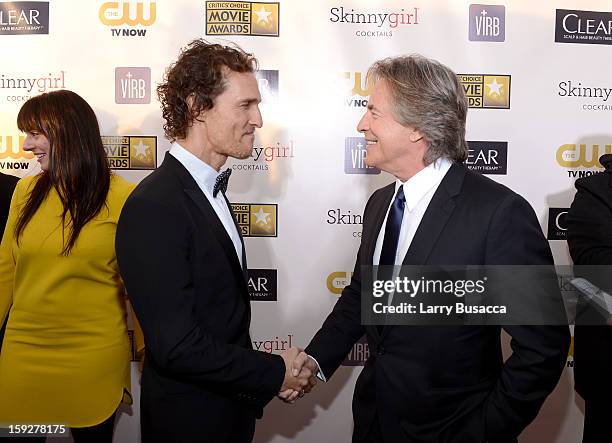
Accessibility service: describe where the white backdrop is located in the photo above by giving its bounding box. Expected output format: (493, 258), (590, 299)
(2, 0), (607, 441)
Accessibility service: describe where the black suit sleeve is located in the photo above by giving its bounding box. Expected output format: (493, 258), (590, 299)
(305, 193), (379, 378)
(567, 178), (612, 266)
(305, 245), (366, 378)
(116, 195), (285, 410)
(483, 194), (571, 440)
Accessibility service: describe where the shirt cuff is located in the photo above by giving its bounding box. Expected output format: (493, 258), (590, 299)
(308, 354), (327, 382)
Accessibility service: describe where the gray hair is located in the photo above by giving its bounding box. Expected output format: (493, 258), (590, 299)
(368, 54), (468, 165)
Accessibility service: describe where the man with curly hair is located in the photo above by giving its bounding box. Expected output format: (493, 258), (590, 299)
(115, 40), (312, 443)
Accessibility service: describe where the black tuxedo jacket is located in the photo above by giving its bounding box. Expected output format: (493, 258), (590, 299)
(116, 154), (285, 443)
(566, 160), (612, 401)
(0, 172), (18, 235)
(306, 163), (570, 443)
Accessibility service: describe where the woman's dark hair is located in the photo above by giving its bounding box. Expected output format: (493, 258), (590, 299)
(157, 39), (258, 141)
(16, 89), (110, 255)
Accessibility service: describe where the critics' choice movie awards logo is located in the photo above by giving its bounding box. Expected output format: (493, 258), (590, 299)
(342, 335), (369, 366)
(465, 141), (507, 175)
(555, 9), (612, 45)
(329, 6), (420, 38)
(0, 71), (66, 103)
(247, 269), (277, 301)
(231, 204), (277, 237)
(205, 1), (279, 36)
(99, 1), (156, 37)
(327, 271), (352, 295)
(547, 208), (569, 240)
(345, 137), (380, 174)
(102, 136), (157, 169)
(468, 4), (505, 42)
(254, 70), (278, 104)
(343, 72), (371, 107)
(0, 135), (33, 172)
(558, 80), (612, 112)
(0, 1), (48, 35)
(115, 67), (151, 104)
(459, 74), (511, 109)
(556, 143), (611, 179)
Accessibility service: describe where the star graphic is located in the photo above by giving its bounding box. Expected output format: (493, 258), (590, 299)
(486, 78), (502, 97)
(254, 5), (272, 24)
(134, 140), (149, 158)
(254, 207), (270, 225)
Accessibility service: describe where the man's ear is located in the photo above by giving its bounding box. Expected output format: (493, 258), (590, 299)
(409, 129), (424, 143)
(186, 93), (195, 110)
(187, 94), (206, 123)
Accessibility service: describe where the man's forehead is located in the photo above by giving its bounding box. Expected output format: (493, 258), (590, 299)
(221, 71), (260, 99)
(368, 80), (388, 109)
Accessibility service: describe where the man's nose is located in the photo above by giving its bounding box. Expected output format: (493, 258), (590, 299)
(357, 113), (369, 133)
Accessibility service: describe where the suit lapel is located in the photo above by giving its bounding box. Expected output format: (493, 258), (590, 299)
(162, 155), (248, 295)
(402, 163), (465, 266)
(378, 163), (466, 339)
(223, 193), (250, 282)
(362, 184), (395, 342)
(363, 184), (395, 265)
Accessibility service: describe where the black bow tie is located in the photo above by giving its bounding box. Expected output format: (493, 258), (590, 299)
(213, 168), (232, 197)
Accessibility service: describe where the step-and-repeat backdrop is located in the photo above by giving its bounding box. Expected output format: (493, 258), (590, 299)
(2, 0), (608, 441)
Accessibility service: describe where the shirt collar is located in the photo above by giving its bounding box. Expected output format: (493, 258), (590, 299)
(168, 142), (221, 194)
(395, 157), (453, 211)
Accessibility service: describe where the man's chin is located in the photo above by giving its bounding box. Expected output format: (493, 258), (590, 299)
(364, 159), (378, 169)
(233, 151), (252, 160)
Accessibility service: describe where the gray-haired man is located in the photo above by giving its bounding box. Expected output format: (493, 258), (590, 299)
(302, 55), (570, 443)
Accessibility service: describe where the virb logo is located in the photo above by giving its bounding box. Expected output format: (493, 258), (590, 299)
(115, 67), (150, 104)
(469, 4), (505, 42)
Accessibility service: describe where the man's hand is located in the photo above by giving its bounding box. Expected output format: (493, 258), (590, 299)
(278, 347), (319, 403)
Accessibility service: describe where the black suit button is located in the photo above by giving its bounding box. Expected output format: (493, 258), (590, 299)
(376, 346), (385, 356)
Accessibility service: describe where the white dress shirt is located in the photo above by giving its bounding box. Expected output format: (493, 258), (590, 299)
(314, 158), (452, 383)
(169, 142), (243, 267)
(373, 157), (453, 266)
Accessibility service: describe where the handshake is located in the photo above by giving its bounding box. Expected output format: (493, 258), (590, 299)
(278, 347), (319, 403)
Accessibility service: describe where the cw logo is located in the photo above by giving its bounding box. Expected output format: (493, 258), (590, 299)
(0, 136), (33, 160)
(556, 144), (612, 168)
(327, 271), (353, 295)
(343, 72), (372, 97)
(99, 1), (156, 26)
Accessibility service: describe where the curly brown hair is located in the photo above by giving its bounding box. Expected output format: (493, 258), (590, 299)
(157, 39), (258, 141)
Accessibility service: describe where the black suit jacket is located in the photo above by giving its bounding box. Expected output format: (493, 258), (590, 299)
(566, 156), (612, 401)
(116, 154), (285, 443)
(0, 172), (18, 347)
(0, 172), (18, 236)
(306, 163), (570, 443)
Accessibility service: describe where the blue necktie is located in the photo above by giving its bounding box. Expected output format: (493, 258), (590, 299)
(377, 186), (405, 332)
(379, 185), (406, 269)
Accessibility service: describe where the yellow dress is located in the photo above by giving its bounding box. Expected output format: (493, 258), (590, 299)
(0, 174), (135, 427)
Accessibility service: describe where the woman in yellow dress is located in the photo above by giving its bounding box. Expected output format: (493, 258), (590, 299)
(0, 90), (134, 442)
